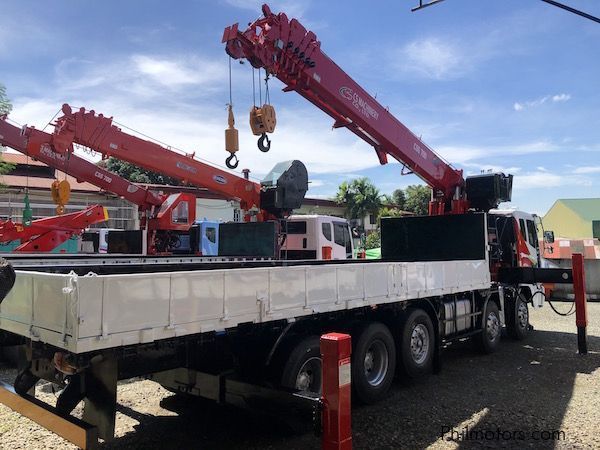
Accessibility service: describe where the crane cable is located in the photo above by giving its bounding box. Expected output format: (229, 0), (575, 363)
(224, 56), (240, 169)
(44, 108), (70, 215)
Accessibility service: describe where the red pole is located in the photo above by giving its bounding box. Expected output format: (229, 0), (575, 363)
(572, 253), (588, 355)
(321, 333), (352, 450)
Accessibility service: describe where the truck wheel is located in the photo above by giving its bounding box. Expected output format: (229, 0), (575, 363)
(352, 322), (396, 404)
(477, 300), (502, 353)
(398, 309), (434, 379)
(281, 336), (322, 394)
(506, 294), (530, 340)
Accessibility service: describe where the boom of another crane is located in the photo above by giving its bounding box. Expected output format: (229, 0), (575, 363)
(0, 116), (196, 254)
(51, 104), (308, 221)
(223, 4), (512, 215)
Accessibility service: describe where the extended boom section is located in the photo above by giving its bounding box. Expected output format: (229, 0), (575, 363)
(223, 4), (512, 213)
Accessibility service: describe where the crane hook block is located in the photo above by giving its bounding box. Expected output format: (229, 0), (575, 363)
(225, 104), (239, 154)
(249, 104), (276, 136)
(51, 179), (71, 215)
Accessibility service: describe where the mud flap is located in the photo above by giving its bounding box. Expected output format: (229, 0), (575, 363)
(0, 258), (16, 304)
(82, 356), (118, 442)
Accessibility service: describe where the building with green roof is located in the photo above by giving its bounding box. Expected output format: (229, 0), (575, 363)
(543, 198), (600, 239)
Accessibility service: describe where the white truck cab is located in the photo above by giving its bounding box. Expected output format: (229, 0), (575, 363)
(491, 209), (541, 267)
(282, 215), (354, 260)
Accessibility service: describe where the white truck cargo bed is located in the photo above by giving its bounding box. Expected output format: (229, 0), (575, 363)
(0, 260), (490, 354)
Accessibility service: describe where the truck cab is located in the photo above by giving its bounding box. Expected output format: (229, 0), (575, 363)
(281, 215), (354, 260)
(490, 209), (541, 268)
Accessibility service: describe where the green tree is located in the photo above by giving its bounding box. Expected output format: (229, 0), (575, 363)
(404, 184), (431, 215)
(335, 177), (382, 230)
(0, 84), (16, 185)
(0, 84), (11, 115)
(391, 188), (406, 210)
(98, 156), (180, 185)
(378, 205), (404, 220)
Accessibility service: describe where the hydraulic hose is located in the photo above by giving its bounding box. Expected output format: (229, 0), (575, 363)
(530, 289), (576, 317)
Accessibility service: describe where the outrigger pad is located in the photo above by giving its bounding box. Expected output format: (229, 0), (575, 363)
(0, 258), (16, 305)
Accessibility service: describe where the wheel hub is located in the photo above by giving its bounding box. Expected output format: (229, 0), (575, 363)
(295, 357), (322, 393)
(486, 312), (500, 341)
(410, 324), (430, 365)
(363, 339), (389, 387)
(517, 301), (529, 329)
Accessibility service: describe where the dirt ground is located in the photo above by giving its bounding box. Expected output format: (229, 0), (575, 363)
(1, 303), (599, 450)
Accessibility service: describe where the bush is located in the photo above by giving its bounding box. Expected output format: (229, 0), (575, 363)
(365, 230), (380, 249)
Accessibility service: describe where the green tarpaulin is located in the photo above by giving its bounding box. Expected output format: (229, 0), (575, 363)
(365, 247), (380, 259)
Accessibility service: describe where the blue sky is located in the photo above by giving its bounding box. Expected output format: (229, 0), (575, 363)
(1, 0), (599, 214)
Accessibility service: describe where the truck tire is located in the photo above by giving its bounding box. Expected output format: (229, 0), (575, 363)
(506, 294), (530, 340)
(280, 336), (322, 394)
(352, 322), (396, 404)
(476, 300), (502, 353)
(398, 309), (434, 379)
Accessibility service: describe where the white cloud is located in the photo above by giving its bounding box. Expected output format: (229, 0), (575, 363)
(515, 170), (591, 189)
(513, 93), (571, 111)
(397, 38), (464, 80)
(552, 93), (571, 102)
(573, 166), (600, 174)
(132, 55), (225, 88)
(435, 140), (557, 165)
(53, 54), (227, 97)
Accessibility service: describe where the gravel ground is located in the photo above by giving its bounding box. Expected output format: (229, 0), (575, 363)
(1, 303), (599, 450)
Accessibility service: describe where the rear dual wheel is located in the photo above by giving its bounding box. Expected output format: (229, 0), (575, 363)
(280, 336), (322, 394)
(398, 309), (435, 379)
(352, 323), (396, 404)
(279, 323), (398, 404)
(506, 293), (530, 340)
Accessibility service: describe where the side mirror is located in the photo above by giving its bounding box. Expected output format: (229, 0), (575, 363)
(544, 230), (555, 244)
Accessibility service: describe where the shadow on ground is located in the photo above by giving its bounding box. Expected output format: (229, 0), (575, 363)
(97, 328), (599, 450)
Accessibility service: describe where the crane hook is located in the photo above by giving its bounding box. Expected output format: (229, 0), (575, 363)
(225, 153), (239, 169)
(258, 133), (271, 152)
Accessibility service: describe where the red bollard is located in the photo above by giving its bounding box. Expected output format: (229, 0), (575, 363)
(572, 253), (588, 355)
(320, 333), (352, 450)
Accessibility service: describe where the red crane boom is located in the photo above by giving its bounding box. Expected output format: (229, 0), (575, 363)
(0, 117), (196, 254)
(0, 117), (166, 211)
(50, 104), (308, 221)
(223, 4), (512, 214)
(51, 105), (264, 216)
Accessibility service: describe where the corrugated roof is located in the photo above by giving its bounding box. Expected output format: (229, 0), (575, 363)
(1, 152), (48, 166)
(558, 198), (600, 222)
(1, 173), (102, 192)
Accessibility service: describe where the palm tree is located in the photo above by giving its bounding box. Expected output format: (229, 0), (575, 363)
(335, 177), (382, 230)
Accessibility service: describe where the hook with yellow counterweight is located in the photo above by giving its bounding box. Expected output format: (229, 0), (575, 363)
(225, 104), (239, 169)
(249, 104), (276, 153)
(51, 179), (71, 215)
